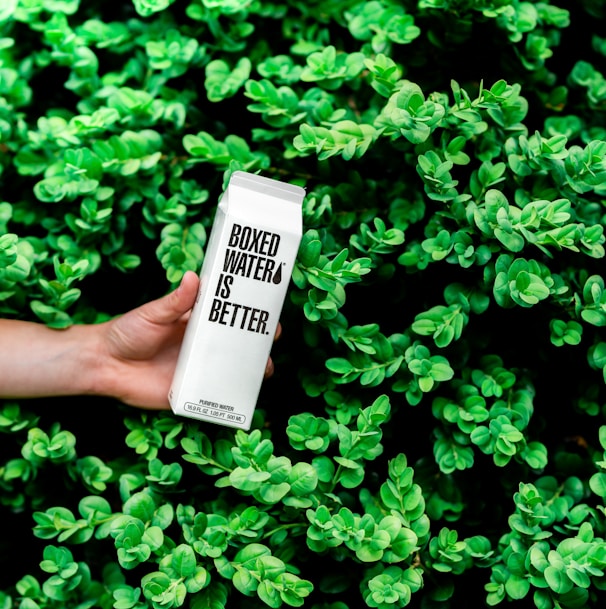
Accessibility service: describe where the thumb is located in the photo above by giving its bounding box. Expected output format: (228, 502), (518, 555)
(140, 271), (200, 325)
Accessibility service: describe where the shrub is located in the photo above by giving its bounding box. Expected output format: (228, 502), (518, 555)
(2, 0), (606, 608)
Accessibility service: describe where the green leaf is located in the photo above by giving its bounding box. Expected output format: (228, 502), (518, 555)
(289, 462), (318, 496)
(544, 565), (573, 594)
(123, 492), (156, 522)
(589, 472), (606, 498)
(171, 544), (197, 578)
(504, 574), (530, 599)
(256, 482), (290, 504)
(205, 58), (251, 102)
(229, 467), (271, 491)
(0, 0), (17, 22)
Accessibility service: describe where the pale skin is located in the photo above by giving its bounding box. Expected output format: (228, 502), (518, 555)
(0, 271), (279, 409)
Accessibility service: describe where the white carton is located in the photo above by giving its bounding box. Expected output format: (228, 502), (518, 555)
(168, 171), (305, 430)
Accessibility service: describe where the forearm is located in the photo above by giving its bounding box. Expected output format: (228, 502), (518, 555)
(0, 273), (208, 409)
(0, 319), (103, 399)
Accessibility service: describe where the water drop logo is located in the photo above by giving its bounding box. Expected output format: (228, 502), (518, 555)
(272, 264), (283, 285)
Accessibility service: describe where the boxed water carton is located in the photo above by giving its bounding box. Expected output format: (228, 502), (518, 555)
(168, 170), (305, 429)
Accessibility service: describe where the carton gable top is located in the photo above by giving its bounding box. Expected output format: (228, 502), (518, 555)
(229, 171), (306, 204)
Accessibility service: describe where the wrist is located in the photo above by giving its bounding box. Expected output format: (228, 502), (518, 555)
(70, 322), (114, 399)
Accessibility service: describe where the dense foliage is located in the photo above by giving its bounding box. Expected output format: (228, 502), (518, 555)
(2, 0), (606, 607)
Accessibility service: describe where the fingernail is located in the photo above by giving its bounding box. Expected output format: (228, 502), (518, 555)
(265, 359), (274, 377)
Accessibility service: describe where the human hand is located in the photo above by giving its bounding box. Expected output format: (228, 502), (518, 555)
(97, 271), (278, 409)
